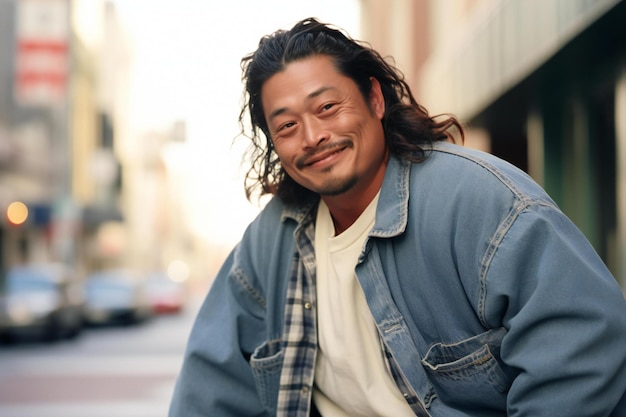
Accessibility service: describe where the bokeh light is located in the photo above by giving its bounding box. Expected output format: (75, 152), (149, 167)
(6, 201), (29, 225)
(167, 259), (190, 283)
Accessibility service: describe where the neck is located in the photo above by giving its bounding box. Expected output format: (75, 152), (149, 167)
(319, 150), (389, 235)
(322, 186), (380, 235)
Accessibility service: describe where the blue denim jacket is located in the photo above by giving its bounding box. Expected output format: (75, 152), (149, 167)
(169, 142), (626, 417)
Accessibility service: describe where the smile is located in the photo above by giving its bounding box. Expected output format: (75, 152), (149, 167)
(306, 148), (345, 167)
(297, 140), (353, 169)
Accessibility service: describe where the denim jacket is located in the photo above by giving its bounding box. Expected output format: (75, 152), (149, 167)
(169, 142), (626, 417)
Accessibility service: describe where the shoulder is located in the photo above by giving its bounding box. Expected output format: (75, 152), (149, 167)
(238, 195), (314, 260)
(247, 195), (314, 234)
(397, 142), (563, 248)
(242, 196), (289, 247)
(415, 141), (556, 207)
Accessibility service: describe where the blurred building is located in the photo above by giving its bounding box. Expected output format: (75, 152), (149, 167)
(128, 122), (194, 278)
(361, 0), (626, 288)
(0, 0), (127, 280)
(73, 0), (130, 273)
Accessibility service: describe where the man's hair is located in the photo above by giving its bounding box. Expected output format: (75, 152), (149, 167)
(239, 17), (464, 204)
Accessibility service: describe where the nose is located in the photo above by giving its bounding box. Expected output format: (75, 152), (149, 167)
(302, 117), (329, 148)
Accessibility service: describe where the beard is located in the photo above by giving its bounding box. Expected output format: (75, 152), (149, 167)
(314, 171), (358, 196)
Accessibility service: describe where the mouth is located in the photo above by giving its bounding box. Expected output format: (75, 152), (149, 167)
(306, 148), (345, 166)
(297, 140), (353, 169)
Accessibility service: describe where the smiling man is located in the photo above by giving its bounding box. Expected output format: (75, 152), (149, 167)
(169, 18), (626, 417)
(261, 55), (388, 234)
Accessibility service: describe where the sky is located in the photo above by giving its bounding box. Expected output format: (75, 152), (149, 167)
(102, 0), (361, 247)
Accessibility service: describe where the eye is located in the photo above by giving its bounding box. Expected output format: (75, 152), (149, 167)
(280, 121), (296, 131)
(320, 103), (335, 112)
(273, 121), (297, 137)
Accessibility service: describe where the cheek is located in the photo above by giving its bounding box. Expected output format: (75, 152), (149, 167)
(340, 107), (377, 135)
(360, 122), (386, 154)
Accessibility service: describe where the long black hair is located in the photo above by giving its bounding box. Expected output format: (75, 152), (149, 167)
(239, 17), (463, 204)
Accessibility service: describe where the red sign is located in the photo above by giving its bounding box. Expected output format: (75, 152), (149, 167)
(14, 0), (69, 106)
(15, 39), (67, 105)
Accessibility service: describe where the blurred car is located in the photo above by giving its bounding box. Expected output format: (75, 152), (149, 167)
(83, 269), (152, 326)
(145, 273), (187, 315)
(0, 263), (84, 342)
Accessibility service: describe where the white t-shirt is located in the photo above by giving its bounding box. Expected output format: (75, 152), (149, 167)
(313, 195), (415, 417)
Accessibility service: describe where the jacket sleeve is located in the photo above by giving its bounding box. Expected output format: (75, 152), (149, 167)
(484, 202), (626, 416)
(168, 247), (269, 417)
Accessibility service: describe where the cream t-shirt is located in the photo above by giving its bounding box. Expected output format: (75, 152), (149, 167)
(313, 195), (415, 417)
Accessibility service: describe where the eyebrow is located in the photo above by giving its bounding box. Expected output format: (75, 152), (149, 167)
(267, 86), (337, 123)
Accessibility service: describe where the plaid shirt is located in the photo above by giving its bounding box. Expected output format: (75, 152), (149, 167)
(276, 213), (318, 416)
(276, 205), (425, 417)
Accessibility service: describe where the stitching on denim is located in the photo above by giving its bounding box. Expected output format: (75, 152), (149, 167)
(477, 199), (557, 326)
(231, 265), (266, 309)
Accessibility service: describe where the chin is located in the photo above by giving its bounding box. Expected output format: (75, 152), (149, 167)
(315, 176), (358, 197)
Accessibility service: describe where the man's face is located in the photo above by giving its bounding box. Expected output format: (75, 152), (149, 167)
(261, 55), (388, 200)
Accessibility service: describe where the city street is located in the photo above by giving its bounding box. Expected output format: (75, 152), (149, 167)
(0, 296), (202, 417)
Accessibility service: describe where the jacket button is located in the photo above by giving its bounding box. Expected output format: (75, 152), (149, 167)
(304, 302), (312, 309)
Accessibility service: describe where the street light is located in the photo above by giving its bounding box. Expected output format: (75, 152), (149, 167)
(6, 201), (29, 226)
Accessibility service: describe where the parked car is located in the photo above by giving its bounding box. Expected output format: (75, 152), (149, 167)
(145, 272), (187, 315)
(83, 269), (152, 326)
(0, 263), (84, 342)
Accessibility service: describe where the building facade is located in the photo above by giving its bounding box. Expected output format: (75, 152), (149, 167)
(361, 0), (626, 288)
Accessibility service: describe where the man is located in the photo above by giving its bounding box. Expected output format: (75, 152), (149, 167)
(169, 18), (626, 417)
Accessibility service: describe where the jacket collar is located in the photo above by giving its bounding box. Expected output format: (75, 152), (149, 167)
(370, 154), (411, 238)
(281, 196), (318, 227)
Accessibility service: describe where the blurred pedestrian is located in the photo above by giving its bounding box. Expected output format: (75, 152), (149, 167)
(169, 17), (626, 417)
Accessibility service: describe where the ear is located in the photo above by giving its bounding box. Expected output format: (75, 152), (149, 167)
(368, 77), (385, 120)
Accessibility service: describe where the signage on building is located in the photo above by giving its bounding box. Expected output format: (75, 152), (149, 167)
(14, 0), (69, 106)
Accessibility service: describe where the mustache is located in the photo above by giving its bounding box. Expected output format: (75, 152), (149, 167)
(295, 139), (354, 169)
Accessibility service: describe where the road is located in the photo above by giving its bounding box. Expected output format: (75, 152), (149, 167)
(0, 297), (202, 417)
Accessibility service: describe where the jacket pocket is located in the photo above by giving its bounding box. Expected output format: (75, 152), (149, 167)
(249, 339), (283, 415)
(421, 327), (510, 412)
